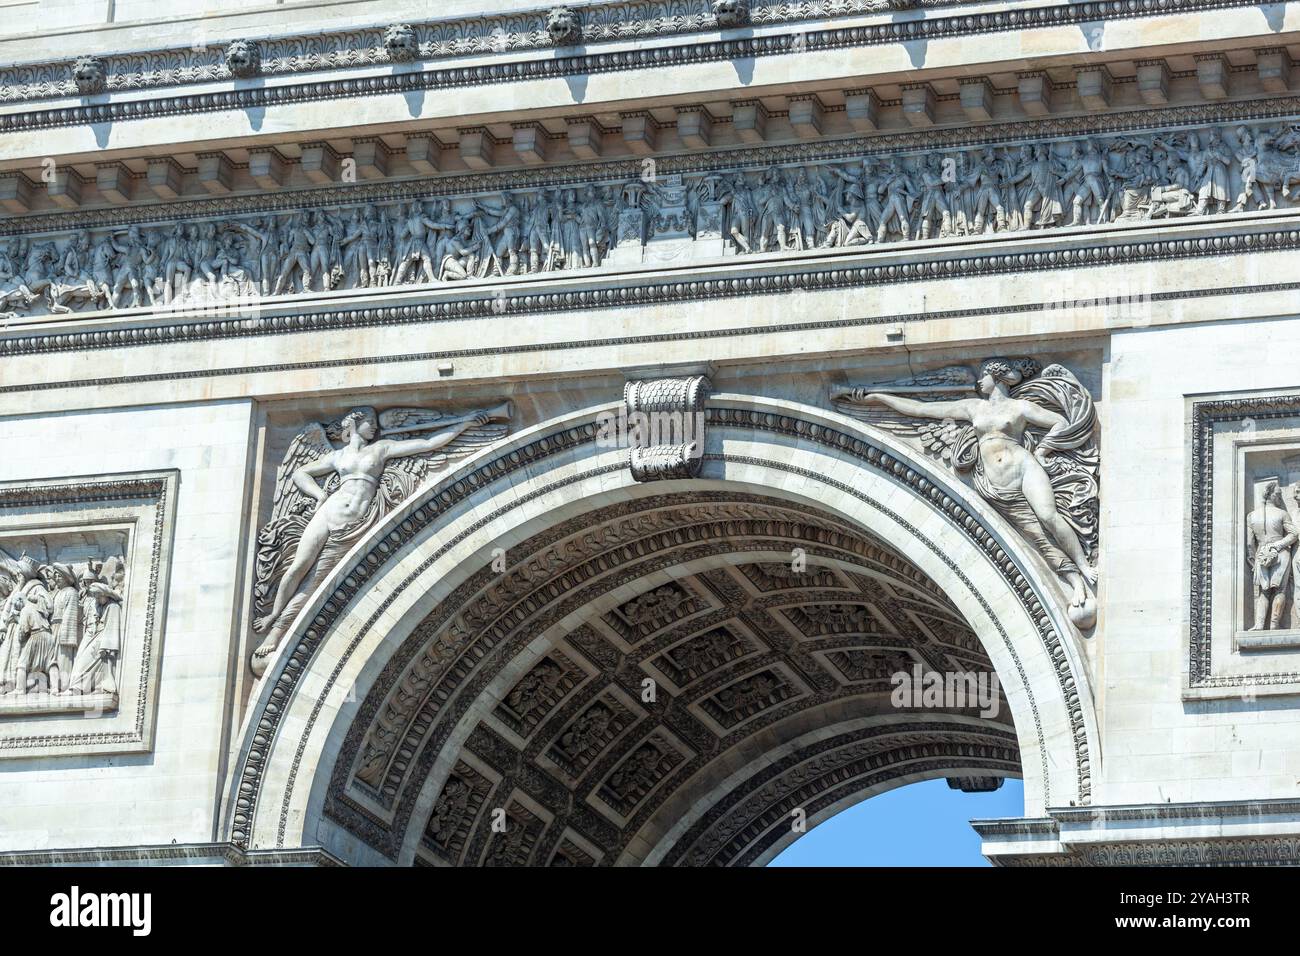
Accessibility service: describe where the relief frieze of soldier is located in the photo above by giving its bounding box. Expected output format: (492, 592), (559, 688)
(3, 121), (1300, 320)
(0, 542), (128, 714)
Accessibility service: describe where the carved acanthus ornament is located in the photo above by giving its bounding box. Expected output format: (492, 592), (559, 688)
(835, 359), (1100, 628)
(251, 403), (512, 676)
(0, 0), (1257, 107)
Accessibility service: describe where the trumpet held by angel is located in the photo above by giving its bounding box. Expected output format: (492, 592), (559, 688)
(251, 401), (512, 676)
(833, 358), (1100, 629)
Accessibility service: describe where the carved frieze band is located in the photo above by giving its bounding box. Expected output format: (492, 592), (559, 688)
(3, 111), (1297, 338)
(996, 837), (1300, 866)
(0, 0), (1254, 117)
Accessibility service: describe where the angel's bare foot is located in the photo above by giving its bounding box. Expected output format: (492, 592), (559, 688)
(250, 637), (279, 677)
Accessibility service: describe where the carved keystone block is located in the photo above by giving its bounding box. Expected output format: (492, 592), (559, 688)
(1075, 66), (1112, 110)
(1257, 48), (1292, 92)
(732, 101), (768, 143)
(300, 143), (340, 184)
(248, 148), (286, 189)
(1197, 54), (1230, 100)
(566, 119), (603, 159)
(196, 152), (234, 194)
(958, 78), (994, 120)
(900, 84), (935, 126)
(844, 89), (879, 131)
(145, 158), (184, 199)
(94, 163), (134, 204)
(621, 112), (658, 155)
(458, 129), (494, 169)
(351, 139), (390, 179)
(512, 124), (550, 164)
(0, 172), (33, 213)
(1135, 60), (1170, 105)
(676, 107), (713, 147)
(405, 134), (441, 174)
(623, 375), (712, 482)
(1017, 72), (1052, 115)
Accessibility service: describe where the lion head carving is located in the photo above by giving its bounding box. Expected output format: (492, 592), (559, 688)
(384, 23), (418, 61)
(72, 56), (106, 95)
(225, 39), (261, 78)
(711, 0), (749, 27)
(546, 7), (582, 46)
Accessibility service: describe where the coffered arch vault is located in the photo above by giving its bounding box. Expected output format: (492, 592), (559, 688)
(223, 395), (1098, 865)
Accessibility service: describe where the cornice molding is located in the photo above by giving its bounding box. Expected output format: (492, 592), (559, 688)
(9, 97), (1300, 232)
(0, 841), (342, 866)
(0, 0), (1269, 132)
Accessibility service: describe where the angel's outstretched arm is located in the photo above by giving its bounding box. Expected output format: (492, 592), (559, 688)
(378, 416), (488, 461)
(292, 455), (337, 504)
(856, 393), (975, 422)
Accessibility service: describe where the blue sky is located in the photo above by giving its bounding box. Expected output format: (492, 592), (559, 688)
(768, 777), (1024, 866)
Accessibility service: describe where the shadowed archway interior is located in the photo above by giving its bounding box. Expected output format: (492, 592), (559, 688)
(321, 490), (1020, 866)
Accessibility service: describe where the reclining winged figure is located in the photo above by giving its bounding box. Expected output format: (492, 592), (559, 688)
(251, 402), (512, 676)
(833, 358), (1100, 629)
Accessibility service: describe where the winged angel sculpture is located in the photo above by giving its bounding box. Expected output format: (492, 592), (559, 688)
(833, 359), (1100, 629)
(250, 402), (512, 676)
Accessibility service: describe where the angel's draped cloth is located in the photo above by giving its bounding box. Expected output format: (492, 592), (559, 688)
(952, 368), (1099, 577)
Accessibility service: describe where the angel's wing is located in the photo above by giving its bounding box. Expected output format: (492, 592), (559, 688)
(268, 422), (335, 526)
(832, 366), (979, 470)
(378, 419), (509, 508)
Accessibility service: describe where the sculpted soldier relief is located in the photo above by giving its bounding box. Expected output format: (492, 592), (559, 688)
(3, 121), (1300, 319)
(0, 535), (129, 714)
(1235, 465), (1300, 637)
(1245, 480), (1298, 632)
(251, 403), (512, 676)
(835, 359), (1100, 629)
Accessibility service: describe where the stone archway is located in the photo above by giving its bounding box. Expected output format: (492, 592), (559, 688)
(223, 395), (1098, 865)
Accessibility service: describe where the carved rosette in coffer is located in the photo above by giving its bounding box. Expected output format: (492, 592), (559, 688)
(623, 375), (711, 482)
